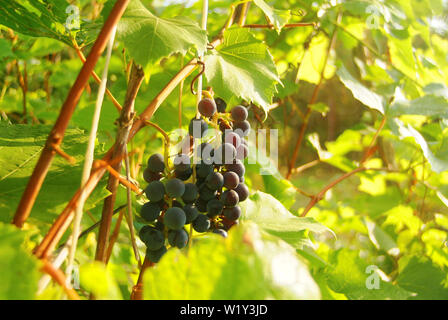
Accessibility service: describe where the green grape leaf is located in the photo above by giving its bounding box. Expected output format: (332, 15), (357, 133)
(397, 256), (448, 299)
(326, 249), (412, 300)
(337, 64), (385, 114)
(253, 0), (291, 32)
(80, 262), (122, 300)
(144, 223), (321, 300)
(241, 191), (334, 248)
(117, 0), (207, 76)
(205, 28), (281, 113)
(0, 124), (109, 228)
(0, 0), (77, 45)
(396, 120), (448, 173)
(0, 222), (40, 299)
(389, 94), (448, 118)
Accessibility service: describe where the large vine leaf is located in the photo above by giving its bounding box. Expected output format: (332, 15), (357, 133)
(389, 94), (448, 118)
(337, 64), (385, 114)
(205, 28), (281, 113)
(253, 0), (291, 32)
(0, 124), (109, 229)
(325, 249), (412, 300)
(144, 223), (320, 300)
(117, 0), (207, 75)
(0, 0), (87, 46)
(0, 223), (40, 299)
(241, 191), (334, 248)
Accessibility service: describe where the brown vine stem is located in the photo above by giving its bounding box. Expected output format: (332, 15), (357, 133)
(360, 116), (387, 164)
(12, 0), (130, 229)
(130, 256), (155, 300)
(73, 41), (123, 112)
(95, 62), (144, 264)
(286, 12), (342, 180)
(40, 260), (80, 300)
(105, 208), (125, 264)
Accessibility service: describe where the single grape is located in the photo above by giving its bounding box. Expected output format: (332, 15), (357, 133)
(196, 162), (213, 178)
(212, 228), (228, 238)
(206, 171), (224, 190)
(175, 167), (192, 181)
(223, 205), (241, 221)
(182, 183), (198, 203)
(221, 189), (239, 207)
(140, 202), (161, 222)
(147, 153), (165, 173)
(192, 214), (211, 233)
(235, 183), (249, 202)
(215, 97), (227, 113)
(223, 171), (240, 190)
(141, 228), (165, 251)
(214, 143), (236, 165)
(236, 144), (248, 160)
(198, 98), (217, 117)
(195, 142), (214, 163)
(223, 130), (241, 148)
(164, 207), (186, 230)
(146, 245), (167, 263)
(225, 160), (245, 177)
(231, 105), (248, 122)
(173, 154), (191, 172)
(233, 120), (251, 137)
(183, 203), (199, 223)
(195, 199), (208, 213)
(139, 225), (152, 240)
(143, 168), (162, 183)
(189, 118), (208, 139)
(199, 183), (217, 201)
(168, 229), (189, 249)
(207, 199), (224, 217)
(165, 178), (185, 198)
(144, 181), (165, 202)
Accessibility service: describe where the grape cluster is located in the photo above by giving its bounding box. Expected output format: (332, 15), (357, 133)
(139, 96), (250, 263)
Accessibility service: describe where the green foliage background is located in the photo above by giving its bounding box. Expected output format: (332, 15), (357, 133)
(0, 0), (448, 300)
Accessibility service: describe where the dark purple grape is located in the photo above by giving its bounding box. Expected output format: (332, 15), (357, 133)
(192, 214), (210, 233)
(207, 199), (224, 217)
(235, 183), (249, 202)
(236, 144), (248, 160)
(196, 162), (213, 178)
(199, 184), (217, 201)
(233, 120), (251, 137)
(195, 199), (208, 212)
(146, 245), (167, 263)
(173, 154), (191, 172)
(182, 183), (198, 203)
(214, 143), (236, 165)
(198, 98), (217, 117)
(140, 202), (161, 222)
(141, 227), (165, 251)
(164, 207), (186, 230)
(147, 153), (165, 173)
(143, 168), (162, 183)
(231, 105), (248, 121)
(223, 171), (239, 190)
(215, 97), (227, 113)
(223, 205), (241, 221)
(189, 118), (208, 138)
(183, 203), (199, 223)
(168, 229), (189, 249)
(221, 189), (239, 207)
(165, 178), (185, 198)
(225, 160), (245, 177)
(223, 130), (241, 148)
(144, 181), (165, 202)
(206, 171), (224, 190)
(212, 228), (228, 238)
(175, 167), (192, 181)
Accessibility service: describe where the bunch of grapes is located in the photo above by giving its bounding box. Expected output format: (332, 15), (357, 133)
(139, 96), (250, 263)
